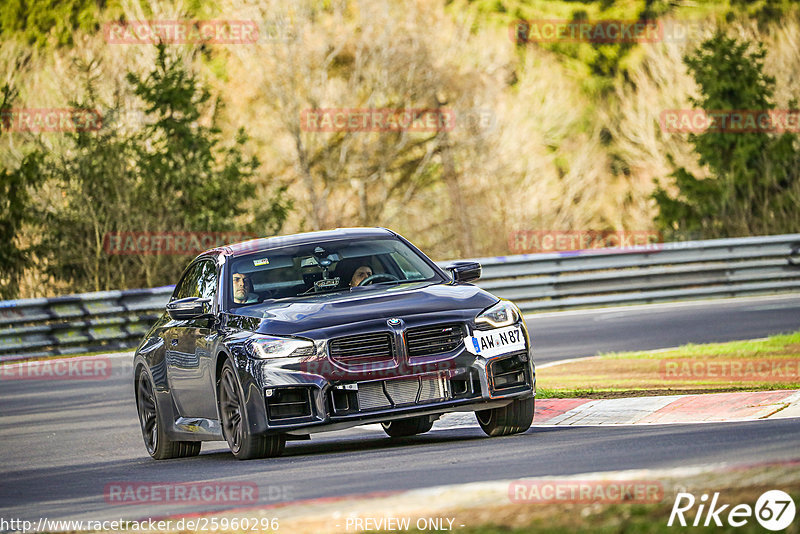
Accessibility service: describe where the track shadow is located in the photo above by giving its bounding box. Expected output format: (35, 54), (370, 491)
(195, 426), (494, 462)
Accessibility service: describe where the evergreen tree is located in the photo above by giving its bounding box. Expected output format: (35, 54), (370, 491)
(653, 31), (800, 239)
(28, 45), (289, 293)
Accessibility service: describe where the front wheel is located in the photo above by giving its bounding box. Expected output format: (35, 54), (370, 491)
(475, 397), (534, 437)
(381, 415), (435, 438)
(218, 360), (285, 460)
(136, 370), (201, 459)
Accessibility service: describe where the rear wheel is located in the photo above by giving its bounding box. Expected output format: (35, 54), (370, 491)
(475, 397), (534, 437)
(218, 360), (285, 460)
(136, 370), (201, 459)
(381, 415), (435, 438)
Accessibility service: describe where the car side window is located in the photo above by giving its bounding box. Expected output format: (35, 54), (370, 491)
(172, 260), (217, 301)
(197, 261), (217, 301)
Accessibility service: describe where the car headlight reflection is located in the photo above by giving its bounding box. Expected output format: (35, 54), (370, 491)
(475, 300), (520, 328)
(249, 335), (316, 359)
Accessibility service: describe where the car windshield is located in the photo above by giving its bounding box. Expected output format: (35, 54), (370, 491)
(227, 237), (441, 307)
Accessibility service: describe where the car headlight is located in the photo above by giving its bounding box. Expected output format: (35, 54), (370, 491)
(249, 335), (316, 359)
(475, 300), (520, 328)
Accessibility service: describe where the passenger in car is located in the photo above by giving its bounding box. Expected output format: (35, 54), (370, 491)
(334, 259), (369, 289)
(349, 265), (373, 287)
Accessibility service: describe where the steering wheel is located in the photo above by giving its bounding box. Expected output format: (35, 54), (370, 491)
(357, 273), (400, 286)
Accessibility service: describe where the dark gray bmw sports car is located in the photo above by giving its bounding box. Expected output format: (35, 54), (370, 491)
(133, 228), (536, 460)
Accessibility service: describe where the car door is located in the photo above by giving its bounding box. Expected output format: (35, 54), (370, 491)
(165, 259), (220, 419)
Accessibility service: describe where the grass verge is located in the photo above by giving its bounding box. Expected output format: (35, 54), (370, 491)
(538, 330), (800, 398)
(174, 461), (800, 534)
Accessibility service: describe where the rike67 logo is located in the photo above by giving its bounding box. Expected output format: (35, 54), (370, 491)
(668, 490), (796, 530)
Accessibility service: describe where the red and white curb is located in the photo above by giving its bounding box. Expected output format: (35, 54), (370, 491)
(535, 390), (800, 426)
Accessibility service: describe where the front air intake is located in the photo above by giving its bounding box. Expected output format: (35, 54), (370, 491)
(266, 387), (313, 420)
(489, 356), (528, 391)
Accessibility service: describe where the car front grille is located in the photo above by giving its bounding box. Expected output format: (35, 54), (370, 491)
(329, 332), (395, 366)
(385, 377), (424, 405)
(356, 381), (391, 410)
(405, 323), (464, 357)
(355, 373), (449, 411)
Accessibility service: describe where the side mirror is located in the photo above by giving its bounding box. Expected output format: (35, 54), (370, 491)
(166, 297), (212, 320)
(445, 261), (482, 284)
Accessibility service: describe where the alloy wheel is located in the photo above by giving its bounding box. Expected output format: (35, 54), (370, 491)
(219, 366), (244, 453)
(137, 375), (158, 454)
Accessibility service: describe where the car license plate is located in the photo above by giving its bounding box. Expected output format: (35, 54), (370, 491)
(464, 325), (525, 358)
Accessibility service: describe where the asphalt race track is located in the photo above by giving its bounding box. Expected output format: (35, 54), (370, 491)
(1, 294), (799, 524)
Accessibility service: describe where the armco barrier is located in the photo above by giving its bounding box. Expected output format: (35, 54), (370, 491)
(471, 233), (800, 311)
(1, 234), (798, 361)
(0, 287), (173, 361)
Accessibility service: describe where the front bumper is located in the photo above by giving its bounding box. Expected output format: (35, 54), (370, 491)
(237, 322), (536, 436)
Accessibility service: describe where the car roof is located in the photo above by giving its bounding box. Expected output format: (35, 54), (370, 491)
(195, 227), (398, 261)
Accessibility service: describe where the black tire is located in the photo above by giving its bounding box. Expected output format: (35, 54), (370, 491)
(475, 397), (534, 437)
(136, 370), (201, 460)
(381, 415), (435, 438)
(218, 360), (285, 460)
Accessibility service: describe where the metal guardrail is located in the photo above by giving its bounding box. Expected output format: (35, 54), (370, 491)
(1, 234), (799, 361)
(0, 287), (173, 360)
(472, 233), (800, 311)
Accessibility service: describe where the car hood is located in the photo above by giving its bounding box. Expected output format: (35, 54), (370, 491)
(225, 282), (498, 337)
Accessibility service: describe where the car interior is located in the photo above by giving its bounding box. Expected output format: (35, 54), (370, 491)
(227, 240), (434, 306)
